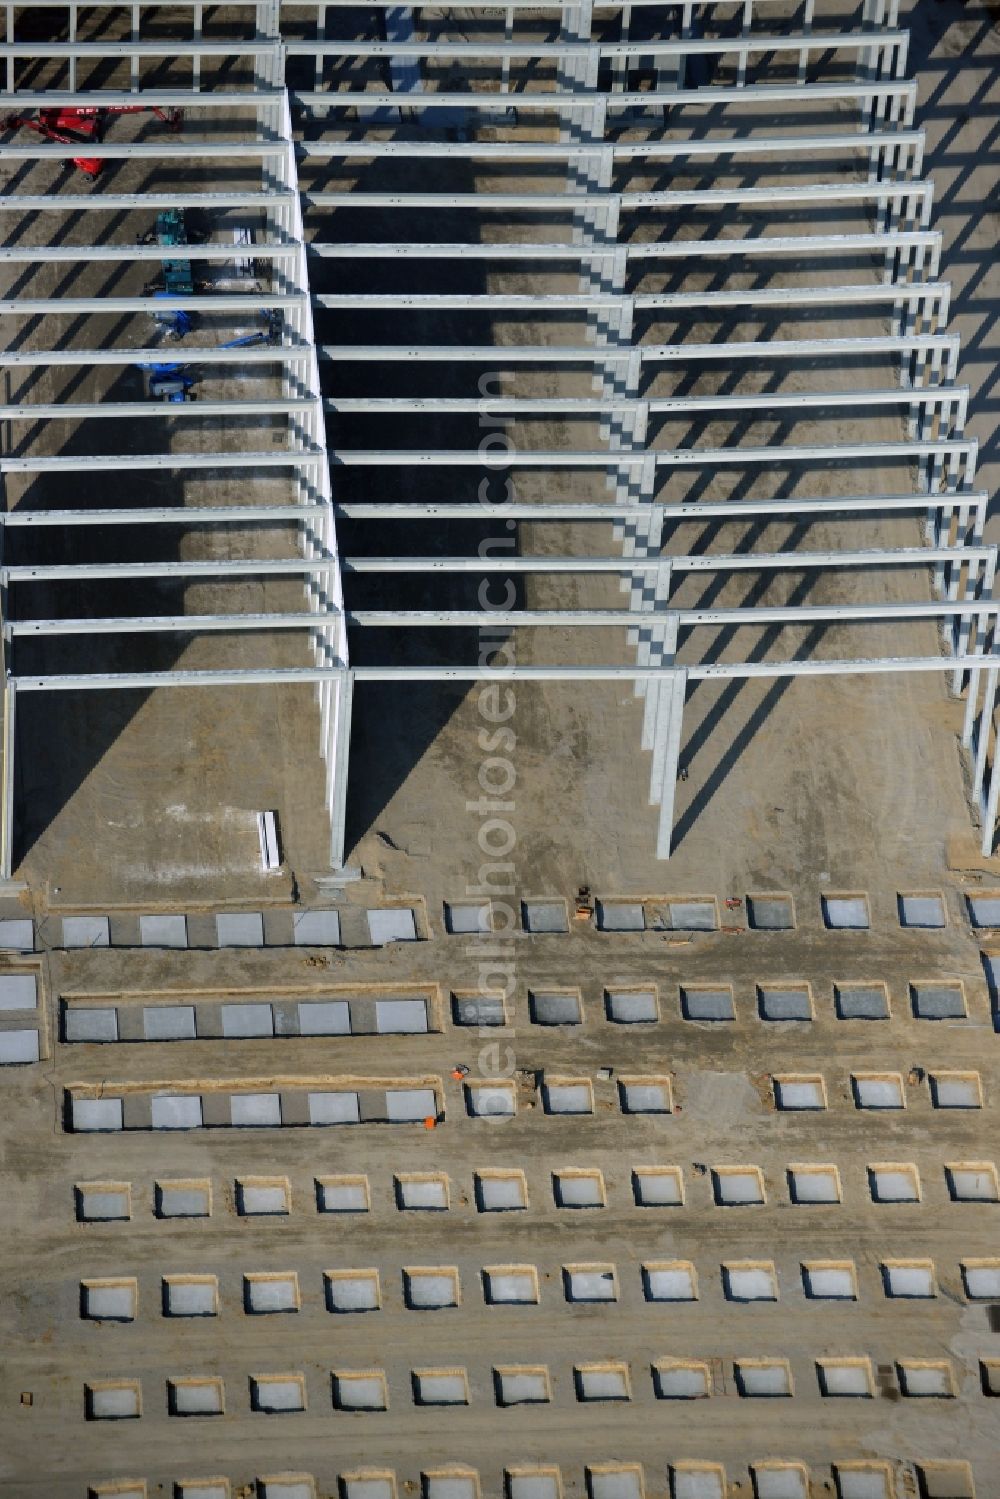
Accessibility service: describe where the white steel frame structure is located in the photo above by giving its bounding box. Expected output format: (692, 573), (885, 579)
(1, 0), (997, 878)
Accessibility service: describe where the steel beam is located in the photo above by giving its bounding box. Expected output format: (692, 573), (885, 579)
(313, 283), (947, 313)
(4, 346), (306, 367)
(14, 0), (792, 7)
(0, 492), (975, 526)
(10, 0), (254, 7)
(324, 387), (965, 417)
(12, 655), (1000, 692)
(0, 400), (312, 421)
(654, 669), (687, 859)
(7, 90), (283, 107)
(12, 443), (970, 475)
(982, 731), (1000, 857)
(306, 181), (934, 213)
(0, 141), (289, 161)
(344, 601), (1000, 626)
(329, 438), (975, 467)
(328, 670), (354, 870)
(649, 335), (957, 365)
(318, 334), (958, 365)
(5, 560), (336, 582)
(0, 193), (294, 212)
(334, 492), (986, 522)
(0, 294), (301, 315)
(8, 613), (328, 636)
(308, 230), (941, 264)
(4, 285), (939, 319)
(12, 599), (997, 638)
(5, 337), (947, 371)
(290, 0), (852, 9)
(285, 31), (907, 58)
(690, 655), (1000, 681)
(0, 504), (325, 526)
(292, 82), (917, 112)
(339, 546), (987, 574)
(0, 81), (917, 114)
(0, 679), (14, 882)
(0, 244), (299, 264)
(1, 39), (278, 56)
(674, 544), (991, 573)
(297, 129), (923, 161)
(1, 452), (321, 474)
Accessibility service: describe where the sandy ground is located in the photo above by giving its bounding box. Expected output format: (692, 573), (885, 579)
(1, 907), (998, 1490)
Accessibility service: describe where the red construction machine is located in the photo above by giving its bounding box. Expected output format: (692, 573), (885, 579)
(2, 104), (182, 177)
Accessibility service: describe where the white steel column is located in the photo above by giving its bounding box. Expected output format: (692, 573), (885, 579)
(653, 668), (687, 859)
(276, 90), (350, 868)
(558, 16), (673, 848)
(328, 668), (354, 871)
(1, 676), (15, 881)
